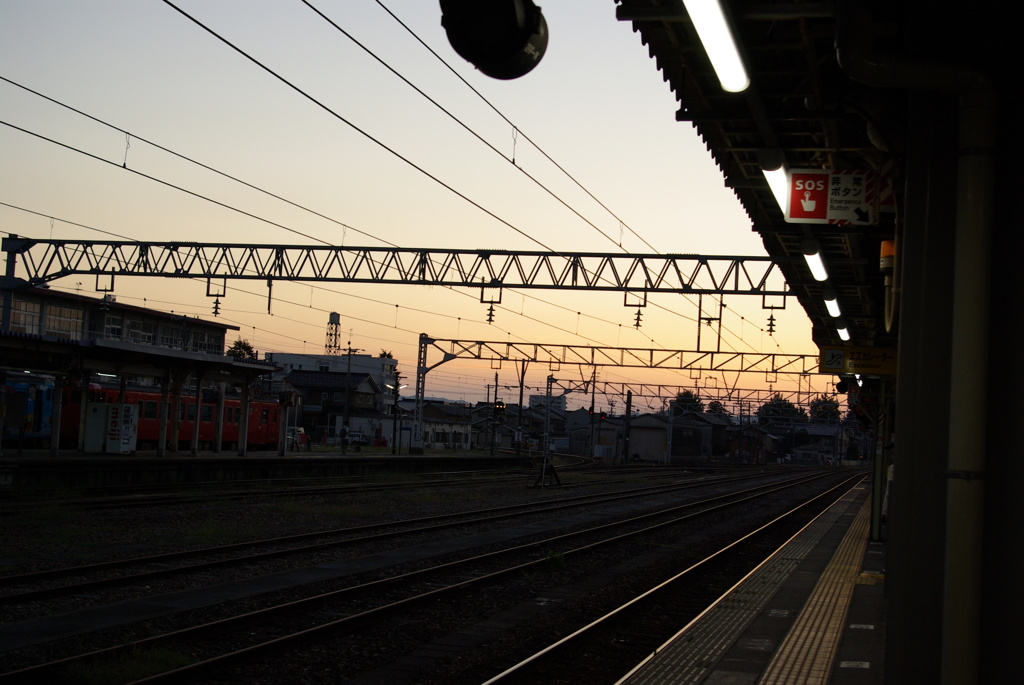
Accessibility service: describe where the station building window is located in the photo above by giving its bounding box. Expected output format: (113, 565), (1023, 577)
(104, 314), (123, 340)
(127, 319), (155, 344)
(9, 298), (41, 334)
(159, 325), (183, 350)
(44, 305), (84, 340)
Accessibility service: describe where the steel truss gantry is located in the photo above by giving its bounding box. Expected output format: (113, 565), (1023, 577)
(412, 335), (823, 452)
(1, 237), (790, 296)
(418, 336), (820, 374)
(545, 379), (823, 412)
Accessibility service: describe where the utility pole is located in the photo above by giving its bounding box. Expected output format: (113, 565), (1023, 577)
(342, 342), (364, 433)
(490, 372), (499, 456)
(624, 390), (632, 464)
(389, 373), (404, 454)
(515, 360), (528, 456)
(589, 368), (597, 460)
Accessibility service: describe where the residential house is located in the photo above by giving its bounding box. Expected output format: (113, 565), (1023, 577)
(623, 413), (670, 463)
(670, 411), (733, 461)
(419, 400), (472, 450)
(283, 370), (384, 443)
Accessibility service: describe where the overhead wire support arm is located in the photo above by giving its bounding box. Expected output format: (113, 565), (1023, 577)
(1, 239), (791, 296)
(419, 337), (822, 375)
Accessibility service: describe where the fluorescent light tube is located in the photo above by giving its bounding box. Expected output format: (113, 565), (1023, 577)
(823, 288), (841, 317)
(762, 166), (789, 214)
(802, 238), (829, 281)
(683, 0), (750, 92)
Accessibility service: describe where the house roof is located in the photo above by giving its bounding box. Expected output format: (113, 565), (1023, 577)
(674, 411), (734, 426)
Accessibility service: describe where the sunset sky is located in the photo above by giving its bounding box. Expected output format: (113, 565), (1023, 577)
(1, 1), (826, 410)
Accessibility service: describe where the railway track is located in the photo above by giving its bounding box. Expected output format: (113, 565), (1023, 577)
(0, 470), (536, 513)
(481, 475), (865, 684)
(0, 453), (627, 514)
(0, 469), (857, 684)
(0, 471), (773, 606)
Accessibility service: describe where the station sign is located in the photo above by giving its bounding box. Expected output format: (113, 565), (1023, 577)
(819, 346), (897, 376)
(785, 169), (879, 225)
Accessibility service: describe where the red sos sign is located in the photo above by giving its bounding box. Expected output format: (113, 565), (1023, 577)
(788, 171), (829, 221)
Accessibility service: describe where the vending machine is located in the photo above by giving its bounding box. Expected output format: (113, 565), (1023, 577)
(83, 403), (139, 454)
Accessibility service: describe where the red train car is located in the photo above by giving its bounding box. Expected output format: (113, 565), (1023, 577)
(61, 384), (280, 451)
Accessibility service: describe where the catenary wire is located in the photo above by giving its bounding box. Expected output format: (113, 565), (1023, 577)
(155, 1), (764, 353)
(368, 1), (790, 355)
(1, 9), (779, 358)
(373, 0), (660, 253)
(160, 0), (555, 252)
(0, 78), (666, 345)
(300, 0), (623, 250)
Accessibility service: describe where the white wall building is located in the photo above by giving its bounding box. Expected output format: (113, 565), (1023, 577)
(264, 352), (400, 412)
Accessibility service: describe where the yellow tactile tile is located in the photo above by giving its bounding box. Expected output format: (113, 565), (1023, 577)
(758, 499), (871, 685)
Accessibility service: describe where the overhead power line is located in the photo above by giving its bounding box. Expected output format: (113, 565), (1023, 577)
(372, 0), (661, 253)
(0, 78), (659, 345)
(301, 0), (624, 250)
(161, 0), (554, 253)
(1, 6), (780, 356)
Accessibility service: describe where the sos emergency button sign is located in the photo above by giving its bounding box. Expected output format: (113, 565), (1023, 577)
(785, 168), (878, 225)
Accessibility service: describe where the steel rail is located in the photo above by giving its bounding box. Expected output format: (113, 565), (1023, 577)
(481, 474), (866, 683)
(0, 472), (763, 604)
(0, 472), (836, 684)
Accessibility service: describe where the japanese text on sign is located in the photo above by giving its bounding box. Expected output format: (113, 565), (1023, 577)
(819, 346), (897, 375)
(786, 169), (878, 225)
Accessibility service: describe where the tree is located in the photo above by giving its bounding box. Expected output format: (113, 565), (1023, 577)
(756, 394), (807, 422)
(226, 338), (257, 360)
(674, 390), (705, 415)
(379, 349), (393, 358)
(809, 394), (841, 420)
(706, 399), (731, 416)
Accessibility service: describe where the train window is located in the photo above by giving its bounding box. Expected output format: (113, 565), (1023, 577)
(144, 400), (158, 419)
(201, 404), (213, 422)
(261, 409), (269, 423)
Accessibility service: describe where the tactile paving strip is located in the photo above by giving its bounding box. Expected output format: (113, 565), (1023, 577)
(618, 487), (866, 685)
(759, 498), (870, 685)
